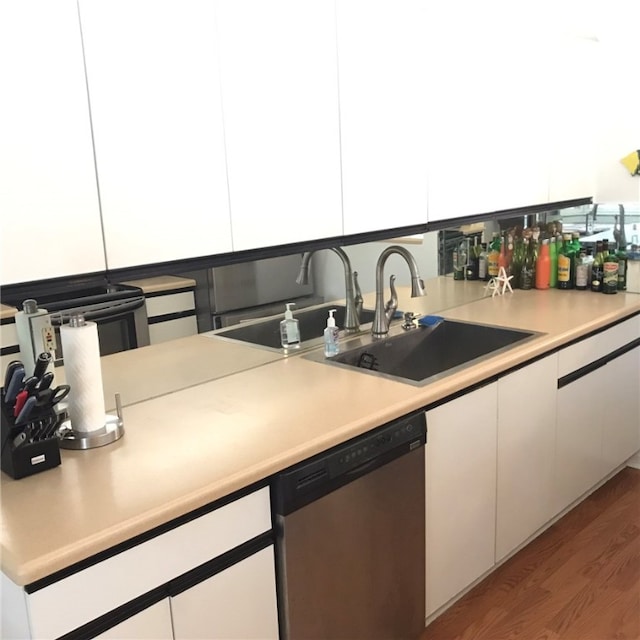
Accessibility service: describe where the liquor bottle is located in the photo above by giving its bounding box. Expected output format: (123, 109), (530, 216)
(602, 250), (619, 294)
(453, 239), (467, 280)
(617, 244), (628, 291)
(571, 232), (581, 254)
(478, 243), (488, 281)
(549, 235), (559, 288)
(591, 240), (604, 292)
(466, 237), (480, 280)
(519, 238), (534, 290)
(535, 239), (551, 289)
(487, 233), (500, 279)
(511, 237), (524, 289)
(557, 233), (575, 289)
(498, 233), (508, 273)
(575, 249), (589, 290)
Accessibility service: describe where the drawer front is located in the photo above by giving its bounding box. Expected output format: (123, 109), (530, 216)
(558, 315), (640, 378)
(146, 291), (195, 318)
(27, 487), (271, 639)
(149, 316), (198, 344)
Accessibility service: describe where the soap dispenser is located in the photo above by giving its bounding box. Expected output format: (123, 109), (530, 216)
(323, 308), (340, 357)
(280, 303), (300, 350)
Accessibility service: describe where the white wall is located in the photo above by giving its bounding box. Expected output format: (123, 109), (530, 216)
(311, 232), (439, 302)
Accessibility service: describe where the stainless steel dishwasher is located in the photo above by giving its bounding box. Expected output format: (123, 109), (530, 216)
(273, 412), (426, 640)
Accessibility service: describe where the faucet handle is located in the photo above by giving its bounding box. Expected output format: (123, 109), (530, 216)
(353, 271), (363, 319)
(385, 275), (398, 322)
(402, 312), (421, 330)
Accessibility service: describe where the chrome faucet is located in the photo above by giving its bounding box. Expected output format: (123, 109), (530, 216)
(296, 247), (361, 333)
(372, 245), (425, 338)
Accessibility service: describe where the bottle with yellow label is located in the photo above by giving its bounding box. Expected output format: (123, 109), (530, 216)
(557, 233), (575, 289)
(487, 233), (500, 279)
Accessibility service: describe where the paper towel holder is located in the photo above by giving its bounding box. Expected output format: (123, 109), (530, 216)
(58, 393), (125, 450)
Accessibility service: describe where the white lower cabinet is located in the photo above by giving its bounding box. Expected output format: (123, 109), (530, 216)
(171, 545), (279, 640)
(425, 382), (498, 617)
(93, 600), (173, 640)
(601, 347), (640, 474)
(496, 354), (558, 562)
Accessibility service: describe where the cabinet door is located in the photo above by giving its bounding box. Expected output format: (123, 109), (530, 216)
(94, 599), (173, 640)
(216, 0), (342, 251)
(425, 383), (497, 616)
(425, 5), (549, 223)
(0, 0), (105, 284)
(79, 0), (232, 269)
(555, 368), (605, 515)
(336, 0), (429, 235)
(171, 545), (279, 640)
(602, 347), (640, 473)
(496, 354), (558, 562)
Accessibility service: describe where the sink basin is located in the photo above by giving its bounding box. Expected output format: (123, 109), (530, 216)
(215, 304), (376, 349)
(317, 319), (538, 384)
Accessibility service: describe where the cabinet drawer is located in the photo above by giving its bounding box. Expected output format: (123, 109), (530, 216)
(558, 315), (640, 378)
(149, 317), (198, 344)
(26, 487), (271, 639)
(146, 291), (195, 318)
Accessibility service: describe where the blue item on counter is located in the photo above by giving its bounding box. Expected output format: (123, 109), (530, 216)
(418, 315), (444, 327)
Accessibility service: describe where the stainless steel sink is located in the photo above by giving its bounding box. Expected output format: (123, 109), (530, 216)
(310, 319), (539, 385)
(214, 304), (376, 349)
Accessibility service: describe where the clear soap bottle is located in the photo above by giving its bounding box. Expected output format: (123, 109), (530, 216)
(323, 309), (339, 357)
(280, 303), (300, 349)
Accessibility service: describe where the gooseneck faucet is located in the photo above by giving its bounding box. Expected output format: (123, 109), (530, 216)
(372, 245), (425, 338)
(296, 247), (361, 333)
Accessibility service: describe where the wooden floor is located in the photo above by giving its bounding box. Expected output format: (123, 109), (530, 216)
(420, 467), (640, 640)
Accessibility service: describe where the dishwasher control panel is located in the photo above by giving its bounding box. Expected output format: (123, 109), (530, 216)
(273, 411), (426, 515)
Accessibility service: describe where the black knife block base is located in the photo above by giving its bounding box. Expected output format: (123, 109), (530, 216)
(1, 390), (61, 480)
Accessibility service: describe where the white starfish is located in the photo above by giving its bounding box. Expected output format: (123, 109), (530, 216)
(496, 266), (514, 295)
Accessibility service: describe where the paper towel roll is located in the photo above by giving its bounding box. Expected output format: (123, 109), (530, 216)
(60, 320), (106, 433)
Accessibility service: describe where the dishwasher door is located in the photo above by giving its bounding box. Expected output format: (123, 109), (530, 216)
(275, 435), (425, 640)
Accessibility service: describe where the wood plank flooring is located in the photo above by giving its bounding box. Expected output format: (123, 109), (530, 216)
(421, 467), (640, 640)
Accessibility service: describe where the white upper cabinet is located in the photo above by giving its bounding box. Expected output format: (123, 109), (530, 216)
(0, 0), (105, 284)
(79, 0), (232, 270)
(547, 38), (597, 202)
(426, 4), (550, 223)
(216, 0), (342, 251)
(336, 0), (430, 235)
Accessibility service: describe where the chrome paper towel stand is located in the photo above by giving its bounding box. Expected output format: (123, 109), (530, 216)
(57, 393), (125, 450)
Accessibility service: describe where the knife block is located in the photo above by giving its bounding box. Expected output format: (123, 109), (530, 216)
(1, 389), (61, 480)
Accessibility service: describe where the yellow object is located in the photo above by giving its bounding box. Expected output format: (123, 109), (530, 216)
(620, 150), (640, 176)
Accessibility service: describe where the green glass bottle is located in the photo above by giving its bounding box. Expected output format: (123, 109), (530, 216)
(549, 235), (559, 288)
(602, 250), (619, 294)
(557, 233), (575, 289)
(591, 240), (604, 292)
(617, 245), (628, 291)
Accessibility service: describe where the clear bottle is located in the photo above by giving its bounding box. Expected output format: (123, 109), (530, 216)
(478, 243), (488, 280)
(323, 309), (340, 357)
(280, 302), (300, 349)
(575, 249), (589, 290)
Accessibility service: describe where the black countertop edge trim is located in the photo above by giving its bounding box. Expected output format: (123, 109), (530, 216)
(423, 197), (593, 232)
(144, 286), (195, 298)
(147, 310), (196, 325)
(24, 477), (270, 594)
(168, 531), (274, 597)
(1, 272), (109, 304)
(558, 337), (640, 389)
(56, 584), (169, 640)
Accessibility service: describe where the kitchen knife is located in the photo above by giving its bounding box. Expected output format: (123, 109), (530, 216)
(15, 395), (36, 426)
(36, 371), (54, 392)
(4, 365), (25, 405)
(3, 360), (23, 391)
(32, 352), (53, 381)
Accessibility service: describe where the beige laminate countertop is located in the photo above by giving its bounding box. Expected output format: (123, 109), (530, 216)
(2, 279), (639, 586)
(0, 304), (17, 320)
(119, 275), (196, 294)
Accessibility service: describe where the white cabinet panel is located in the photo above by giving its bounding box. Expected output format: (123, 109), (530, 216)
(425, 383), (497, 616)
(337, 0), (429, 235)
(602, 347), (640, 473)
(171, 545), (279, 640)
(555, 368), (605, 515)
(94, 600), (173, 640)
(497, 354), (558, 562)
(216, 0), (342, 251)
(79, 0), (232, 269)
(0, 0), (105, 284)
(425, 6), (549, 223)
